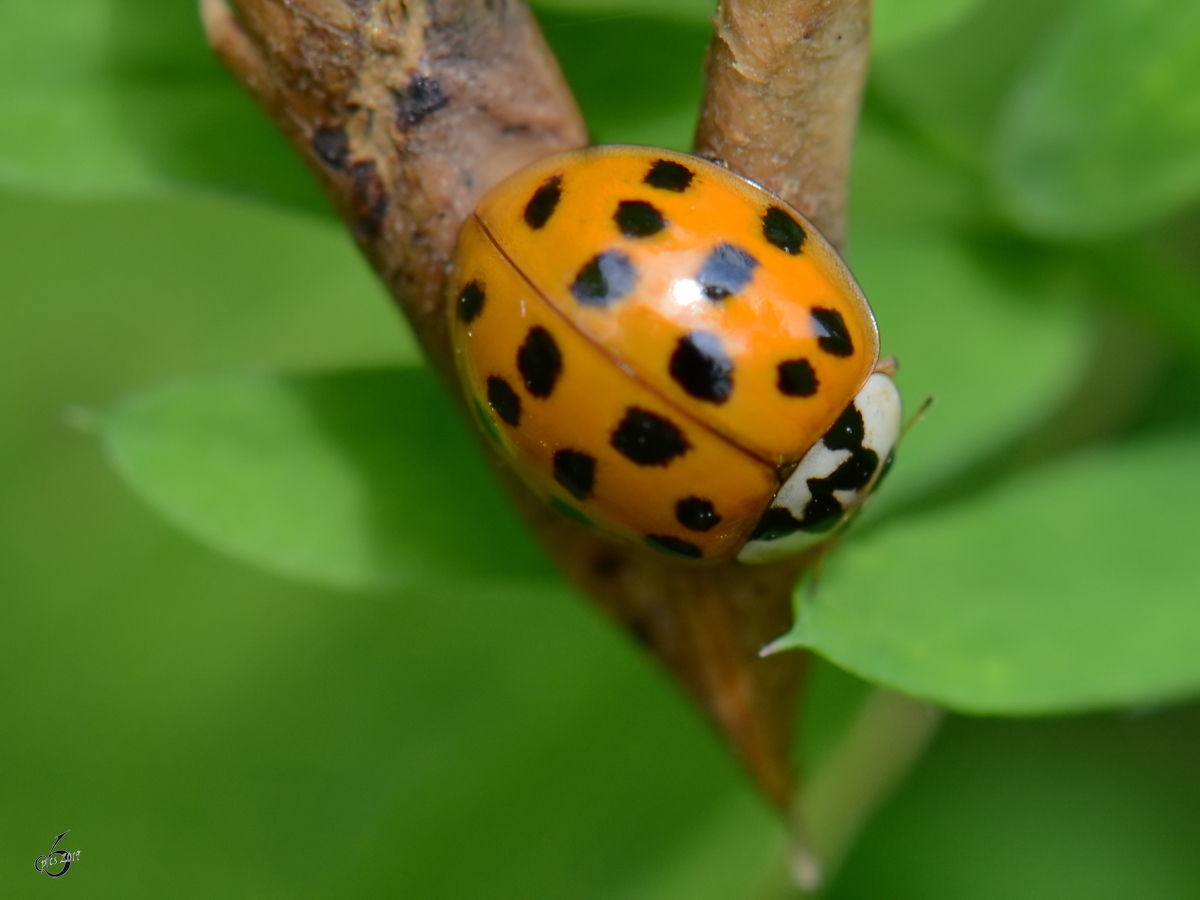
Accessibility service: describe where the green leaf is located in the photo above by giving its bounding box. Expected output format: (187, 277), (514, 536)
(873, 0), (987, 54)
(537, 9), (710, 149)
(992, 0), (1200, 238)
(868, 0), (1077, 172)
(0, 189), (411, 394)
(849, 226), (1093, 518)
(103, 368), (557, 593)
(775, 434), (1200, 714)
(849, 116), (979, 229)
(833, 706), (1200, 899)
(0, 0), (326, 211)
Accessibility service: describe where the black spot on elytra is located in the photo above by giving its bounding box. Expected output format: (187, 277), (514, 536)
(762, 206), (807, 254)
(645, 534), (703, 558)
(614, 200), (665, 238)
(669, 332), (733, 404)
(823, 403), (865, 451)
(777, 358), (818, 397)
(611, 407), (689, 466)
(457, 281), (485, 323)
(570, 250), (636, 308)
(486, 376), (521, 427)
(350, 160), (389, 238)
(524, 175), (562, 229)
(516, 326), (562, 398)
(393, 75), (449, 129)
(812, 307), (854, 357)
(698, 243), (759, 301)
(553, 449), (596, 500)
(311, 127), (349, 170)
(644, 159), (694, 192)
(676, 497), (721, 532)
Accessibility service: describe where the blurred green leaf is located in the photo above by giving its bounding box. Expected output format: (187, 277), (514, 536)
(776, 434), (1200, 714)
(868, 0), (1076, 172)
(873, 0), (987, 54)
(0, 0), (326, 211)
(849, 116), (979, 228)
(103, 368), (557, 593)
(0, 189), (410, 397)
(850, 226), (1093, 517)
(992, 0), (1200, 238)
(832, 706), (1200, 900)
(537, 9), (710, 149)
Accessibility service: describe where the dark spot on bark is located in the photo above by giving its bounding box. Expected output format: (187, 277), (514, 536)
(393, 74), (449, 129)
(350, 160), (389, 238)
(311, 127), (349, 170)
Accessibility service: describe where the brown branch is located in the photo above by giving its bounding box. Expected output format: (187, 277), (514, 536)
(202, 0), (588, 384)
(695, 0), (871, 252)
(202, 0), (871, 813)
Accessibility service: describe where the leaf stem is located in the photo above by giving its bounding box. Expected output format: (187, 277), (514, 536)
(789, 688), (942, 893)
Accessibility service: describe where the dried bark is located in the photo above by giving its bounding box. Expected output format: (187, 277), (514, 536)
(202, 0), (871, 812)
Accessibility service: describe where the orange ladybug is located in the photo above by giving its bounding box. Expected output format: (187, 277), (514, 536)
(447, 146), (901, 563)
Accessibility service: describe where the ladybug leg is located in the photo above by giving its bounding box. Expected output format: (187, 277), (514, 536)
(737, 372), (903, 564)
(874, 355), (898, 376)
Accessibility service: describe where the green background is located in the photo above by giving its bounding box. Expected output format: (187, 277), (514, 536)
(3, 0), (1200, 895)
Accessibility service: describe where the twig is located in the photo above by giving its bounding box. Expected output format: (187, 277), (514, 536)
(695, 0), (871, 252)
(794, 690), (941, 889)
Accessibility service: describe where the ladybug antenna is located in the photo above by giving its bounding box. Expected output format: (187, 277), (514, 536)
(900, 395), (935, 441)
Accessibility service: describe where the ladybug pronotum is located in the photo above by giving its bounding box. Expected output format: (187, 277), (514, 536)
(448, 146), (901, 564)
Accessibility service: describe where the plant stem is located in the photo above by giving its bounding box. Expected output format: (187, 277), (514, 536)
(790, 688), (942, 892)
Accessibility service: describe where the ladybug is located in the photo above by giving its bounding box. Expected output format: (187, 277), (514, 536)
(447, 146), (901, 564)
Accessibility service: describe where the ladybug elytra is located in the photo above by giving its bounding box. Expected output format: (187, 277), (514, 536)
(448, 146), (901, 564)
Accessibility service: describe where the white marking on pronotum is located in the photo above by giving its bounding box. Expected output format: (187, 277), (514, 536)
(738, 372), (903, 564)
